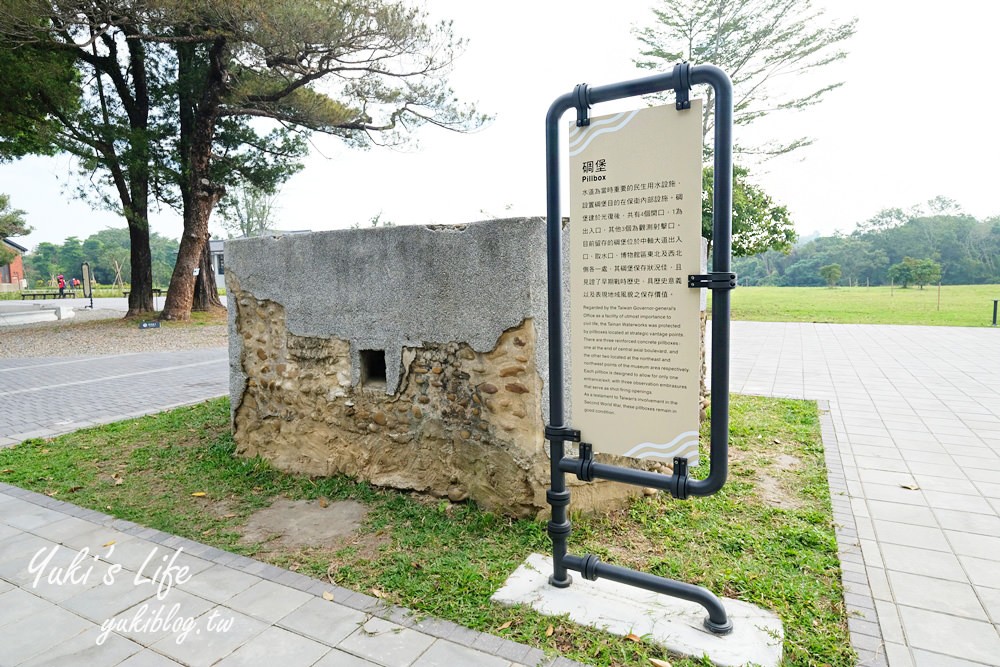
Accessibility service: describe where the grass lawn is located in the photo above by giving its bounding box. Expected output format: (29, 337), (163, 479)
(714, 284), (1000, 327)
(0, 396), (853, 667)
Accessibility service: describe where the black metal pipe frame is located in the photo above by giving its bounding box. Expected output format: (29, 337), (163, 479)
(544, 65), (735, 635)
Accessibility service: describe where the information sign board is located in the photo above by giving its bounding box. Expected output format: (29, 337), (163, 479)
(568, 102), (704, 463)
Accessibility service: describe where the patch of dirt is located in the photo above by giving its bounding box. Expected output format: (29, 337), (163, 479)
(239, 498), (368, 549)
(756, 472), (803, 510)
(730, 443), (806, 510)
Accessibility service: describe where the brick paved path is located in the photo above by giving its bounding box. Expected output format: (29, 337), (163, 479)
(715, 322), (1000, 667)
(0, 350), (229, 447)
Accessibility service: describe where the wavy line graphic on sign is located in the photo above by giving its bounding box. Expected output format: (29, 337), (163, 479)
(622, 430), (700, 461)
(568, 111), (631, 144)
(568, 110), (641, 157)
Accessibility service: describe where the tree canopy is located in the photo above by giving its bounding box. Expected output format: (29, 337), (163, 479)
(635, 0), (856, 158)
(0, 193), (30, 239)
(703, 166), (795, 257)
(21, 227), (178, 286)
(0, 0), (487, 318)
(733, 200), (1000, 286)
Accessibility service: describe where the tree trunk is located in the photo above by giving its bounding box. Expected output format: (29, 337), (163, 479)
(125, 219), (154, 316)
(160, 37), (227, 321)
(193, 239), (223, 311)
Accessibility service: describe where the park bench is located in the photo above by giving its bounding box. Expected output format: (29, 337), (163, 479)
(20, 289), (77, 300)
(121, 288), (165, 298)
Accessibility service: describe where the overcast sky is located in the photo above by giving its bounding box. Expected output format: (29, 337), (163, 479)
(2, 0), (997, 249)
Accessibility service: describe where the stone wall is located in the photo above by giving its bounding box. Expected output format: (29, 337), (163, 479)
(226, 219), (641, 518)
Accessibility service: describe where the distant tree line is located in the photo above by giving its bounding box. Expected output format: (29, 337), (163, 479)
(23, 229), (177, 287)
(733, 198), (1000, 286)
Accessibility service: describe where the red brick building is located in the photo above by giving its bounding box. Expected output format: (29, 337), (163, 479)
(1, 238), (27, 292)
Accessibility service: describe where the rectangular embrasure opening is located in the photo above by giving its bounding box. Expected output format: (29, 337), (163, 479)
(359, 349), (387, 390)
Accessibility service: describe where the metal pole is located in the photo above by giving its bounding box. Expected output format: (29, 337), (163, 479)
(545, 90), (575, 589)
(993, 299), (998, 327)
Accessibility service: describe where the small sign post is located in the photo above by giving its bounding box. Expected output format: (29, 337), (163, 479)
(81, 262), (94, 310)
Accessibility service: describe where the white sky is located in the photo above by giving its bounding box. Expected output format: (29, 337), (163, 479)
(2, 0), (998, 249)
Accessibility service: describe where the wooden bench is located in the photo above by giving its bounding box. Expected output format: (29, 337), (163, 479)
(122, 288), (165, 298)
(20, 289), (77, 300)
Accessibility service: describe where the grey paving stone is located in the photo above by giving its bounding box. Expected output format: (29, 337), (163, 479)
(150, 608), (268, 667)
(112, 590), (217, 647)
(177, 563), (262, 604)
(471, 631), (505, 654)
(115, 650), (185, 666)
(493, 639), (533, 664)
(900, 606), (1000, 665)
(214, 625), (330, 667)
(337, 616), (436, 667)
(60, 565), (160, 622)
(411, 617), (459, 640)
(886, 570), (988, 620)
(19, 624), (143, 667)
(447, 624), (483, 648)
(412, 639), (511, 667)
(0, 532), (56, 569)
(0, 602), (95, 664)
(226, 579), (313, 624)
(28, 516), (102, 544)
(312, 648), (381, 667)
(0, 587), (55, 628)
(521, 648), (545, 667)
(277, 596), (367, 646)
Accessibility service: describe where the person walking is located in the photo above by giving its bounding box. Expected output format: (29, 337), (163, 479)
(57, 274), (66, 298)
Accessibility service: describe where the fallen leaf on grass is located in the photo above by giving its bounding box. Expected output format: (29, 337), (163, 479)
(67, 485), (82, 493)
(370, 588), (387, 599)
(112, 475), (123, 486)
(0, 469), (13, 474)
(191, 491), (207, 497)
(545, 625), (554, 637)
(222, 513), (237, 519)
(649, 659), (672, 667)
(322, 591), (335, 601)
(625, 632), (642, 643)
(497, 621), (512, 630)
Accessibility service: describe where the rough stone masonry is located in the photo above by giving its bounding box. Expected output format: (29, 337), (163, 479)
(227, 218), (653, 517)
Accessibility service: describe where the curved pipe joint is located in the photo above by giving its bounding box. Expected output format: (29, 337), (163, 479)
(563, 553), (733, 635)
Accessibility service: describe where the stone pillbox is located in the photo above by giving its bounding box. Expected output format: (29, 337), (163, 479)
(225, 218), (647, 517)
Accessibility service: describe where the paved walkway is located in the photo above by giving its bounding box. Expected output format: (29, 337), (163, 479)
(720, 322), (1000, 667)
(0, 350), (229, 447)
(0, 483), (568, 667)
(0, 341), (579, 666)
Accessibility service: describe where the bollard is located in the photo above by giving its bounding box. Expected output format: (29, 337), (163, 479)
(993, 299), (998, 327)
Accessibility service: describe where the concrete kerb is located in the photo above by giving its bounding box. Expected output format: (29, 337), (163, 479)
(815, 400), (888, 667)
(0, 481), (587, 667)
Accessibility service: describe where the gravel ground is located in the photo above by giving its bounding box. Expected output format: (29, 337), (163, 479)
(0, 308), (228, 359)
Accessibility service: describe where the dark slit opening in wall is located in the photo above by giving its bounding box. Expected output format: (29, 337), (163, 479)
(360, 349), (387, 390)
